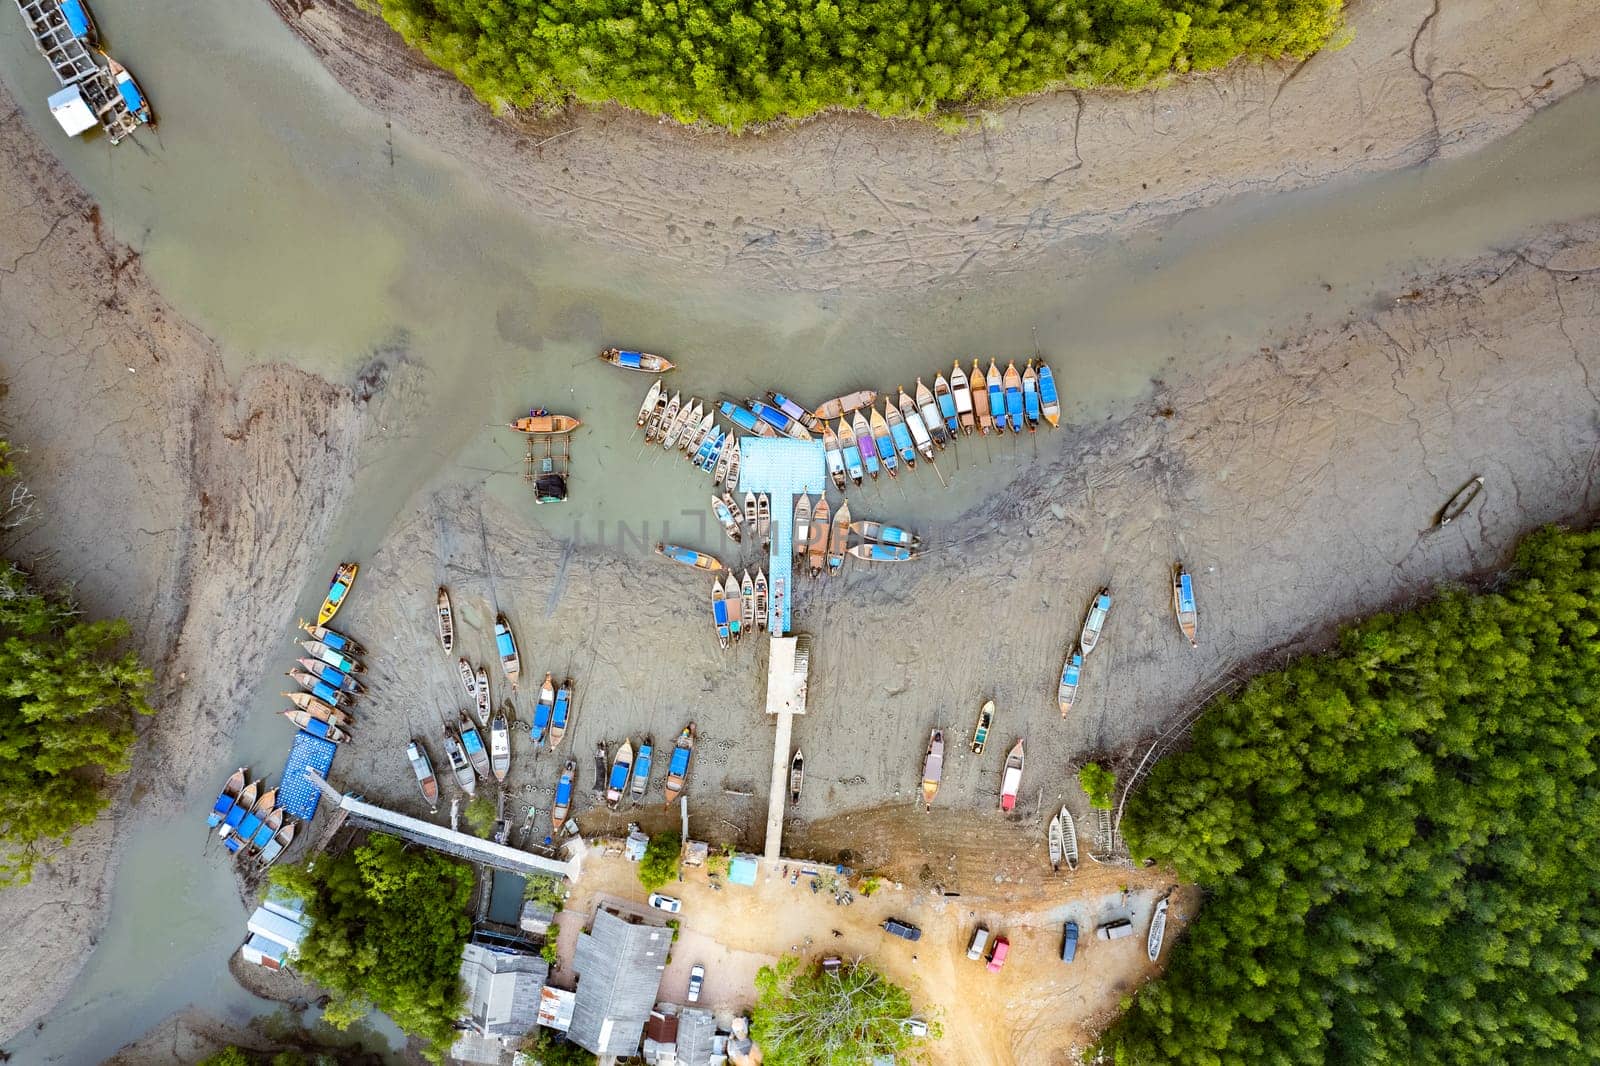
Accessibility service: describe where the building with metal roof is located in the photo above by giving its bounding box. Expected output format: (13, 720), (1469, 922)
(238, 889), (309, 970)
(675, 1006), (720, 1066)
(568, 904), (671, 1057)
(458, 939), (547, 1041)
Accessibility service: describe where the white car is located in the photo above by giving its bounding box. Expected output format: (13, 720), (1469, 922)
(687, 964), (705, 1003)
(648, 893), (682, 913)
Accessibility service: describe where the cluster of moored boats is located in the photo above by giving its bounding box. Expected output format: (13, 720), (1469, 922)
(913, 707), (1026, 814)
(206, 767), (297, 867)
(590, 723), (698, 815)
(1056, 565), (1199, 718)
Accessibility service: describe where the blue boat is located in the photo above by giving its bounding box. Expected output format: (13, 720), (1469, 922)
(302, 679), (343, 706)
(550, 678), (573, 746)
(206, 768), (246, 828)
(664, 724), (695, 802)
(701, 431), (728, 472)
(531, 673), (554, 743)
(106, 57), (152, 124)
(1023, 361), (1041, 428)
(749, 399), (801, 436)
(601, 348), (675, 373)
(551, 761), (575, 831)
(848, 543), (916, 562)
(657, 543), (724, 571)
(299, 619), (364, 655)
(767, 392), (814, 427)
(985, 361), (1006, 433)
(1003, 361), (1025, 433)
(1058, 650), (1083, 716)
(60, 0), (94, 40)
(605, 740), (634, 809)
(713, 582), (730, 648)
(692, 427), (721, 469)
(631, 737), (653, 798)
(1037, 360), (1061, 428)
(839, 418), (864, 485)
(718, 402), (772, 438)
(887, 408), (916, 466)
(935, 374), (959, 437)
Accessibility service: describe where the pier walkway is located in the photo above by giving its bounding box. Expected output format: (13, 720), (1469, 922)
(736, 437), (827, 634)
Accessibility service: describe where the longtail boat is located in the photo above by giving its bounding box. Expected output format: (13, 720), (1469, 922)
(661, 396), (694, 450)
(298, 620), (364, 656)
(749, 398), (812, 441)
(1080, 588), (1112, 656)
(1437, 475), (1485, 526)
(242, 807), (285, 858)
(1037, 360), (1060, 427)
(754, 569), (769, 631)
(1172, 564), (1198, 647)
(951, 362), (976, 435)
(723, 442), (741, 490)
(1022, 361), (1041, 431)
(458, 658), (478, 701)
(635, 380), (663, 427)
(287, 673), (353, 708)
(664, 724), (696, 803)
(869, 406), (897, 477)
(1058, 648), (1083, 717)
(1061, 805), (1079, 870)
(700, 431), (727, 474)
(884, 399), (916, 468)
(284, 691), (354, 725)
(827, 499), (850, 575)
(476, 667), (491, 719)
(551, 760), (576, 831)
(837, 418), (864, 485)
(920, 730), (944, 812)
(1149, 898), (1169, 962)
(1003, 361), (1025, 433)
(848, 543), (916, 562)
(632, 735), (654, 798)
(107, 57), (153, 127)
(283, 711), (351, 743)
(657, 391), (682, 445)
(986, 360), (1006, 433)
(812, 390), (876, 423)
(218, 778), (261, 837)
(490, 708), (511, 782)
(605, 738), (633, 809)
(508, 413), (584, 434)
(408, 739), (439, 809)
(257, 821), (296, 868)
(744, 492), (758, 530)
(644, 388), (669, 442)
(757, 495), (771, 549)
(915, 379), (948, 449)
(793, 495), (812, 559)
(298, 640), (363, 674)
(789, 750), (804, 806)
(712, 579), (730, 649)
(741, 571), (756, 631)
(682, 409), (715, 457)
(726, 573), (743, 643)
(898, 387), (935, 463)
(495, 614), (522, 689)
(657, 543), (725, 571)
(934, 372), (959, 439)
(712, 435), (736, 485)
(226, 787), (278, 853)
(718, 401), (778, 438)
(527, 673), (553, 745)
(1049, 809), (1064, 871)
(206, 768), (247, 828)
(692, 429), (723, 470)
(808, 497), (830, 576)
(316, 562), (358, 626)
(550, 677), (573, 749)
(296, 658), (364, 694)
(459, 713), (491, 780)
(712, 495), (742, 542)
(444, 728), (476, 795)
(1000, 739), (1024, 812)
(601, 347), (675, 373)
(822, 421), (847, 491)
(972, 700), (993, 754)
(972, 359), (994, 433)
(436, 587), (454, 655)
(851, 521), (920, 548)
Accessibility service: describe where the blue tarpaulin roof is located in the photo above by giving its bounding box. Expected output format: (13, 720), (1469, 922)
(279, 730), (338, 820)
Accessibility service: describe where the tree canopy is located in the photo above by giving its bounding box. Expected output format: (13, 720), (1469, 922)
(1078, 761), (1116, 809)
(272, 833), (473, 1061)
(375, 0), (1346, 128)
(752, 955), (933, 1064)
(637, 830), (681, 891)
(1102, 525), (1600, 1065)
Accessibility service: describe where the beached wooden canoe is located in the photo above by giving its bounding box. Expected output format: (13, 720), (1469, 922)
(837, 417), (864, 485)
(933, 372), (959, 440)
(508, 413), (584, 434)
(660, 395), (693, 450)
(812, 390), (877, 422)
(283, 710), (351, 743)
(921, 729), (944, 812)
(1058, 648), (1083, 717)
(725, 573), (743, 643)
(1037, 360), (1060, 428)
(883, 399), (916, 468)
(828, 499), (850, 575)
(712, 494), (742, 542)
(868, 406), (897, 478)
(986, 360), (1005, 434)
(206, 767), (247, 828)
(635, 380), (663, 427)
(490, 708), (511, 782)
(1172, 563), (1199, 647)
(1061, 805), (1079, 870)
(1049, 808), (1064, 871)
(551, 760), (576, 831)
(284, 691), (354, 725)
(971, 359), (994, 433)
(1080, 587), (1112, 656)
(408, 739), (439, 809)
(664, 723), (696, 803)
(256, 820), (296, 868)
(808, 497), (830, 576)
(632, 735), (654, 798)
(298, 639), (363, 674)
(1022, 360), (1041, 431)
(459, 713), (491, 780)
(476, 667), (491, 718)
(287, 671), (354, 707)
(1003, 360), (1025, 433)
(296, 657), (364, 694)
(458, 657), (478, 701)
(972, 700), (993, 755)
(444, 728), (476, 795)
(757, 495), (771, 550)
(915, 378), (947, 449)
(741, 571), (756, 633)
(1149, 897), (1169, 962)
(600, 347), (675, 373)
(494, 614), (521, 690)
(897, 386), (935, 463)
(951, 361), (976, 435)
(754, 569), (768, 631)
(550, 677), (573, 749)
(712, 579), (730, 649)
(531, 672), (555, 745)
(1000, 739), (1025, 812)
(656, 543), (725, 571)
(606, 738), (633, 810)
(316, 562), (358, 626)
(436, 587), (454, 655)
(793, 494), (812, 559)
(822, 420), (846, 491)
(682, 409), (715, 457)
(1437, 475), (1485, 526)
(790, 750), (804, 806)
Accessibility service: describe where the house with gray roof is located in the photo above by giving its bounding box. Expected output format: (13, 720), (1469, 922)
(459, 939), (548, 1041)
(568, 904), (671, 1057)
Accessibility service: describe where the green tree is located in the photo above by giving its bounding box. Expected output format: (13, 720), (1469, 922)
(272, 834), (473, 1061)
(636, 830), (681, 892)
(1077, 761), (1116, 809)
(524, 1028), (595, 1065)
(753, 955), (934, 1064)
(463, 793), (496, 836)
(523, 873), (566, 910)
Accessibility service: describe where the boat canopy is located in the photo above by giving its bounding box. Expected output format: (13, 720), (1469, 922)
(669, 747), (691, 775)
(1178, 573), (1196, 612)
(496, 630), (515, 657)
(113, 72), (146, 115)
(616, 350), (645, 368)
(60, 0), (92, 39)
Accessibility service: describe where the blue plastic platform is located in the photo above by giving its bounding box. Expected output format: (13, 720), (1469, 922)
(737, 437), (827, 634)
(279, 730), (338, 820)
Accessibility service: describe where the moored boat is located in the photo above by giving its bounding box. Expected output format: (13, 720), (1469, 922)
(661, 395), (693, 450)
(1003, 360), (1025, 433)
(972, 359), (994, 433)
(218, 778), (261, 837)
(915, 378), (948, 449)
(726, 573), (743, 643)
(757, 495), (771, 549)
(812, 390), (877, 423)
(723, 443), (741, 491)
(286, 673), (353, 708)
(635, 380), (663, 427)
(1022, 360), (1040, 431)
(808, 497), (830, 576)
(1058, 648), (1083, 717)
(283, 711), (351, 743)
(1437, 475), (1485, 526)
(606, 738), (634, 810)
(1172, 563), (1198, 648)
(662, 399), (699, 450)
(298, 640), (363, 674)
(444, 728), (476, 795)
(664, 723), (696, 803)
(884, 399), (916, 468)
(694, 429), (724, 471)
(551, 760), (576, 831)
(857, 412), (888, 484)
(296, 658), (364, 694)
(1149, 897), (1169, 962)
(459, 713), (491, 779)
(712, 434), (737, 485)
(458, 658), (478, 701)
(971, 699), (993, 754)
(476, 667), (491, 718)
(754, 569), (769, 631)
(316, 562), (358, 626)
(827, 499), (850, 575)
(741, 571), (756, 632)
(632, 735), (654, 798)
(241, 807), (285, 858)
(789, 750), (804, 806)
(952, 361), (975, 435)
(682, 409), (715, 457)
(532, 672), (555, 744)
(898, 386), (935, 463)
(490, 708), (511, 782)
(298, 620), (364, 656)
(837, 418), (864, 485)
(550, 677), (573, 749)
(283, 691), (354, 726)
(495, 614), (522, 689)
(1037, 360), (1061, 428)
(436, 587), (454, 654)
(644, 389), (669, 442)
(658, 391), (682, 444)
(1049, 808), (1064, 871)
(712, 494), (742, 542)
(508, 413), (584, 434)
(768, 391), (816, 429)
(793, 495), (812, 560)
(749, 398), (812, 441)
(1080, 588), (1112, 656)
(1061, 805), (1079, 870)
(869, 406), (897, 477)
(408, 739), (439, 808)
(717, 401), (778, 438)
(744, 492), (758, 530)
(712, 579), (730, 649)
(257, 821), (296, 868)
(850, 521), (920, 548)
(600, 347), (675, 373)
(848, 543), (917, 562)
(656, 542), (726, 572)
(104, 54), (153, 125)
(920, 730), (944, 812)
(206, 767), (247, 828)
(986, 360), (1005, 433)
(934, 372), (959, 439)
(1000, 739), (1024, 812)
(226, 786), (278, 853)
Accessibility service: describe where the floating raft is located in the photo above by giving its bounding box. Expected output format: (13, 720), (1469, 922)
(278, 730), (339, 821)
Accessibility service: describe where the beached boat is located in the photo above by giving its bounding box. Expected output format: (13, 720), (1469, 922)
(1049, 808), (1064, 871)
(206, 767), (247, 828)
(226, 787), (278, 853)
(1061, 805), (1079, 870)
(435, 587), (454, 655)
(631, 735), (653, 798)
(459, 713), (491, 779)
(808, 497), (831, 576)
(712, 494), (742, 542)
(296, 658), (364, 694)
(1058, 648), (1083, 717)
(717, 401), (778, 438)
(1080, 588), (1112, 656)
(656, 543), (725, 572)
(972, 699), (993, 754)
(726, 573), (743, 643)
(1022, 361), (1041, 431)
(635, 380), (663, 427)
(531, 672), (555, 744)
(789, 750), (804, 806)
(1172, 564), (1199, 647)
(476, 667), (491, 718)
(869, 406), (897, 477)
(741, 571), (756, 632)
(606, 739), (634, 810)
(444, 728), (476, 795)
(850, 521), (920, 548)
(1003, 361), (1025, 433)
(508, 412), (584, 435)
(883, 399), (916, 468)
(298, 640), (363, 674)
(298, 620), (364, 656)
(1437, 475), (1485, 526)
(768, 391), (817, 430)
(848, 543), (917, 562)
(812, 390), (877, 423)
(915, 379), (948, 449)
(551, 760), (576, 831)
(218, 778), (261, 837)
(757, 495), (771, 549)
(712, 579), (730, 649)
(754, 569), (768, 631)
(1000, 739), (1024, 812)
(972, 359), (994, 433)
(934, 372), (959, 439)
(407, 739), (439, 808)
(664, 724), (696, 803)
(284, 691), (354, 725)
(286, 673), (353, 708)
(256, 820), (296, 868)
(682, 409), (715, 457)
(921, 729), (944, 812)
(315, 562), (358, 626)
(793, 494), (813, 560)
(1148, 898), (1169, 962)
(827, 499), (850, 575)
(241, 807), (285, 858)
(458, 658), (478, 701)
(495, 614), (521, 689)
(104, 54), (153, 125)
(951, 362), (976, 435)
(723, 443), (740, 491)
(283, 711), (351, 743)
(986, 360), (1005, 433)
(1037, 360), (1060, 427)
(837, 418), (864, 485)
(601, 347), (675, 373)
(815, 420), (846, 491)
(490, 709), (511, 782)
(897, 387), (935, 463)
(661, 396), (694, 450)
(550, 677), (573, 749)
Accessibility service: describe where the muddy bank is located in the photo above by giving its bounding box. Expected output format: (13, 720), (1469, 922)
(265, 0), (1599, 290)
(0, 87), (375, 1042)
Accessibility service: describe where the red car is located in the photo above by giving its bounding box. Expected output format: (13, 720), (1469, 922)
(986, 935), (1010, 973)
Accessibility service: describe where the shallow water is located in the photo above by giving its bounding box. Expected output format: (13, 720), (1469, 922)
(2, 0), (1599, 1058)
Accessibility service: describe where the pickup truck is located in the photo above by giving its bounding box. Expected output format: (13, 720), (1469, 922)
(881, 918), (923, 942)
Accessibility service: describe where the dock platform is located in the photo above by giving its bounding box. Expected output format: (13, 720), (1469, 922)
(736, 437), (827, 634)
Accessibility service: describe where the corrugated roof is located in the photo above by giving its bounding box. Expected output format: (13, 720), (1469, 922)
(736, 437), (827, 634)
(675, 1007), (719, 1066)
(568, 908), (670, 1055)
(460, 943), (547, 1037)
(279, 731), (338, 820)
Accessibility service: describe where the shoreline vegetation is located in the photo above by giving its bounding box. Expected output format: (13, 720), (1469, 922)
(374, 0), (1347, 129)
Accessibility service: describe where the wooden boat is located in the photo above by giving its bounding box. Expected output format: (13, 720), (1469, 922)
(1058, 648), (1083, 717)
(851, 521), (920, 548)
(662, 398), (697, 450)
(1080, 588), (1112, 656)
(712, 494), (742, 542)
(754, 569), (768, 631)
(712, 434), (737, 485)
(1148, 897), (1169, 962)
(531, 672), (555, 745)
(632, 735), (654, 798)
(436, 587), (454, 655)
(459, 713), (491, 780)
(508, 413), (583, 434)
(933, 372), (959, 439)
(768, 391), (817, 430)
(1437, 475), (1485, 526)
(476, 666), (491, 719)
(741, 571), (757, 632)
(868, 406), (897, 477)
(883, 399), (916, 468)
(257, 820), (296, 868)
(757, 495), (771, 549)
(1000, 739), (1024, 812)
(848, 543), (917, 562)
(550, 677), (573, 749)
(284, 691), (354, 725)
(717, 401), (779, 439)
(444, 728), (476, 795)
(217, 778), (261, 837)
(972, 699), (993, 754)
(551, 760), (576, 831)
(951, 361), (976, 435)
(226, 787), (279, 853)
(808, 497), (830, 576)
(635, 380), (663, 427)
(723, 443), (741, 491)
(1037, 360), (1061, 428)
(694, 429), (725, 472)
(682, 409), (715, 457)
(644, 388), (669, 442)
(661, 396), (694, 450)
(606, 738), (634, 810)
(897, 387), (935, 463)
(408, 739), (439, 808)
(739, 492), (756, 531)
(920, 729), (944, 812)
(1172, 564), (1199, 647)
(789, 750), (804, 806)
(827, 499), (850, 575)
(1061, 805), (1079, 870)
(837, 418), (864, 485)
(656, 543), (725, 571)
(296, 658), (364, 694)
(1022, 361), (1041, 431)
(286, 672), (353, 708)
(986, 360), (1006, 433)
(657, 391), (682, 445)
(793, 494), (813, 559)
(283, 710), (351, 743)
(490, 708), (511, 782)
(206, 767), (247, 828)
(600, 347), (675, 373)
(298, 620), (364, 656)
(298, 640), (363, 674)
(1049, 808), (1064, 871)
(495, 614), (521, 689)
(104, 55), (153, 125)
(1003, 360), (1025, 433)
(726, 573), (743, 643)
(712, 579), (730, 649)
(721, 492), (743, 534)
(972, 359), (994, 433)
(316, 562), (358, 626)
(241, 807), (285, 858)
(812, 390), (877, 422)
(458, 657), (478, 701)
(915, 378), (948, 449)
(821, 421), (847, 491)
(664, 723), (696, 803)
(749, 398), (813, 441)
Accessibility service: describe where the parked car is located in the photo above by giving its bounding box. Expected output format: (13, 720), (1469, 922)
(901, 1018), (929, 1037)
(1061, 921), (1080, 963)
(966, 926), (990, 961)
(986, 935), (1010, 973)
(648, 893), (682, 913)
(881, 918), (922, 942)
(687, 964), (705, 1003)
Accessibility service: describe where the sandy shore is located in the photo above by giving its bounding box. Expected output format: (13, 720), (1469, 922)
(264, 0), (1600, 290)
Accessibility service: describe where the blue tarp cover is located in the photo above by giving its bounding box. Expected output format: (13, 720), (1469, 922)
(60, 0), (90, 37)
(729, 856), (758, 886)
(496, 631), (515, 657)
(618, 351), (644, 368)
(279, 730), (338, 820)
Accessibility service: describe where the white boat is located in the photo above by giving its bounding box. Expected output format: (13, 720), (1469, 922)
(1080, 588), (1112, 656)
(1148, 897), (1169, 962)
(1048, 808), (1064, 871)
(1060, 805), (1079, 871)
